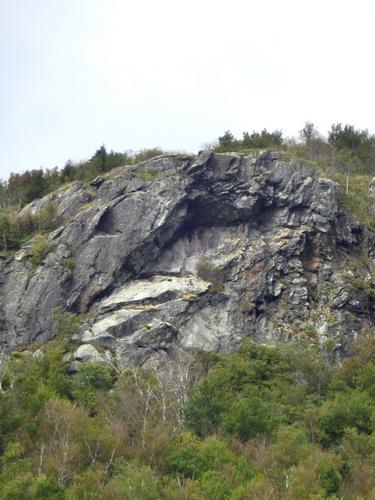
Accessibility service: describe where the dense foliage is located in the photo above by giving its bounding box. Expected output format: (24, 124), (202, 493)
(213, 122), (375, 175)
(0, 330), (374, 498)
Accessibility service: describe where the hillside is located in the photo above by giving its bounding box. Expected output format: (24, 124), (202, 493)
(1, 150), (375, 497)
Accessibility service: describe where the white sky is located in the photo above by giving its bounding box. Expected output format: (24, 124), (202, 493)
(1, 0), (375, 179)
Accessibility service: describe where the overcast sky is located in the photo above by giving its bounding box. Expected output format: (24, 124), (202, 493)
(1, 0), (375, 180)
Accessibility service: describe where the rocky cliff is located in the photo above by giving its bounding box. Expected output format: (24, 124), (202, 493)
(1, 151), (374, 367)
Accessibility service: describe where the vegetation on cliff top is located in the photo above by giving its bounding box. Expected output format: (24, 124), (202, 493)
(213, 123), (375, 227)
(1, 122), (375, 256)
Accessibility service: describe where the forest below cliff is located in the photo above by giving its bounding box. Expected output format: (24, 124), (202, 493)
(0, 324), (375, 499)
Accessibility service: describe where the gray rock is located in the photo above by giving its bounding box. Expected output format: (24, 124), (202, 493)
(32, 348), (43, 359)
(73, 344), (111, 365)
(0, 151), (374, 365)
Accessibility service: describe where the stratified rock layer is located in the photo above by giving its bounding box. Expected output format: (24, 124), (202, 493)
(1, 152), (374, 367)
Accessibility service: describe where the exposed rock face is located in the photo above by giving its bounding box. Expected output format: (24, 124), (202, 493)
(1, 152), (374, 367)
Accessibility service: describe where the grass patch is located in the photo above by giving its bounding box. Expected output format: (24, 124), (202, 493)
(30, 234), (52, 268)
(138, 169), (157, 182)
(64, 257), (75, 271)
(334, 173), (375, 227)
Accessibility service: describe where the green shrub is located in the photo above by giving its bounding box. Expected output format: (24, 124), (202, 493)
(221, 393), (279, 440)
(335, 172), (375, 227)
(0, 210), (36, 253)
(287, 450), (343, 499)
(138, 169), (157, 182)
(317, 390), (374, 445)
(34, 202), (60, 232)
(72, 363), (114, 408)
(133, 147), (164, 163)
(30, 233), (51, 267)
(52, 307), (80, 339)
(185, 341), (288, 438)
(64, 257), (75, 271)
(168, 433), (253, 489)
(103, 462), (162, 500)
(198, 470), (231, 500)
(32, 475), (66, 499)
